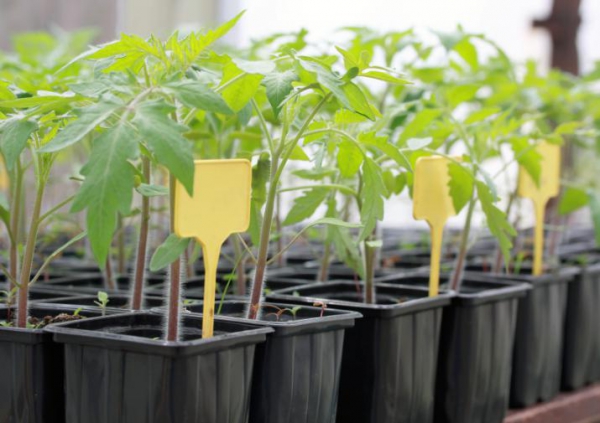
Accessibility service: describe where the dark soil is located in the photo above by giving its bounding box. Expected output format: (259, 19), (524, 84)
(28, 313), (84, 328)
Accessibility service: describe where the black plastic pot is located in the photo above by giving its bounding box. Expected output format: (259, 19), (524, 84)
(558, 256), (600, 390)
(1, 284), (80, 302)
(0, 304), (111, 423)
(378, 273), (530, 423)
(269, 282), (452, 423)
(181, 301), (360, 423)
(46, 312), (271, 423)
(264, 266), (401, 292)
(44, 273), (165, 295)
(147, 275), (246, 300)
(38, 293), (169, 310)
(464, 265), (577, 407)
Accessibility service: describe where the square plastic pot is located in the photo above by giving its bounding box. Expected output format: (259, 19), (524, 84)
(268, 282), (453, 423)
(180, 300), (360, 423)
(558, 258), (600, 390)
(0, 304), (114, 423)
(264, 266), (402, 292)
(45, 312), (272, 423)
(43, 273), (167, 295)
(377, 273), (530, 423)
(464, 266), (577, 407)
(38, 293), (168, 310)
(146, 275), (249, 300)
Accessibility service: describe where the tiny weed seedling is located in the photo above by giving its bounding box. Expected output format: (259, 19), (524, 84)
(94, 291), (110, 316)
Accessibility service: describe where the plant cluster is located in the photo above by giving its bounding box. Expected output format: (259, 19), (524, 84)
(0, 16), (598, 339)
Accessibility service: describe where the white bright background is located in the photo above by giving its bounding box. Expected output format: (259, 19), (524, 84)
(229, 0), (600, 73)
(131, 0), (599, 231)
(219, 0), (599, 230)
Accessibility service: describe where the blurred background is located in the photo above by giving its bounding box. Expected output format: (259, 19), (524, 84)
(0, 0), (597, 73)
(0, 0), (596, 228)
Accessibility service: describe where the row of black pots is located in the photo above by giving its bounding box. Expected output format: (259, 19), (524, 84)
(263, 263), (589, 420)
(269, 275), (528, 423)
(1, 240), (597, 423)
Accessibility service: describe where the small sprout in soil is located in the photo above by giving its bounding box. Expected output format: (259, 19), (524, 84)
(94, 291), (110, 316)
(27, 313), (84, 329)
(313, 301), (327, 317)
(73, 307), (83, 316)
(263, 304), (301, 321)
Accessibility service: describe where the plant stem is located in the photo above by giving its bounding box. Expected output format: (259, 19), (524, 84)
(493, 191), (516, 273)
(450, 196), (477, 292)
(16, 181), (45, 328)
(248, 159), (279, 319)
(247, 93), (332, 320)
(318, 239), (332, 282)
(117, 216), (126, 274)
(364, 240), (377, 304)
(131, 157), (150, 311)
(104, 257), (115, 290)
(232, 235), (246, 295)
(166, 174), (181, 341)
(276, 191), (285, 267)
(9, 160), (23, 293)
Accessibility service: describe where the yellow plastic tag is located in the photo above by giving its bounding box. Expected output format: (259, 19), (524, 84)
(174, 159), (252, 337)
(413, 156), (456, 296)
(0, 157), (8, 191)
(517, 141), (561, 276)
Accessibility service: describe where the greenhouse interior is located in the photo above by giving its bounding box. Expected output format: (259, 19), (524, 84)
(0, 0), (599, 422)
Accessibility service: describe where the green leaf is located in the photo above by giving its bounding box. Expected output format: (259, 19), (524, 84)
(335, 46), (363, 71)
(0, 95), (72, 109)
(249, 153), (270, 245)
(383, 171), (406, 196)
(220, 62), (264, 112)
(310, 217), (362, 229)
(132, 100), (194, 195)
(477, 181), (516, 263)
(555, 121), (581, 135)
(510, 137), (541, 186)
(360, 132), (412, 170)
(360, 71), (410, 85)
(68, 81), (110, 98)
(359, 157), (387, 240)
(136, 183), (169, 197)
(445, 84), (479, 108)
(588, 192), (600, 247)
(150, 234), (191, 271)
(465, 107), (500, 124)
(0, 193), (10, 237)
(342, 82), (376, 120)
(262, 70), (298, 117)
(558, 187), (588, 215)
(398, 109), (441, 144)
(163, 81), (233, 115)
(40, 98), (123, 153)
(334, 109), (367, 124)
(454, 37), (479, 69)
(283, 188), (329, 226)
(292, 168), (336, 180)
(185, 11), (245, 61)
(0, 120), (37, 170)
(299, 57), (375, 119)
(289, 145), (310, 161)
(337, 140), (363, 177)
(71, 125), (138, 265)
(448, 162), (474, 213)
